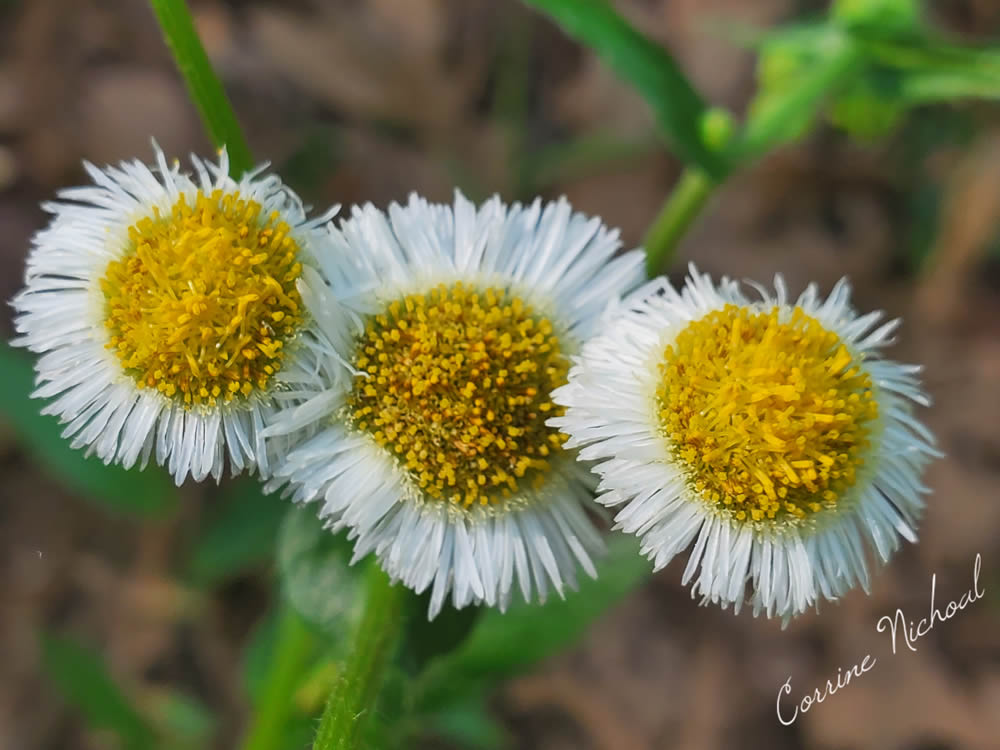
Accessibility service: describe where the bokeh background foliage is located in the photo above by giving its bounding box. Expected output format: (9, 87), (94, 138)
(1, 0), (1000, 748)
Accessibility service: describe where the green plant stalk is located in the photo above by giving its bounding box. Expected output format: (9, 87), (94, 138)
(240, 607), (314, 750)
(148, 0), (253, 176)
(644, 169), (716, 276)
(643, 31), (867, 275)
(312, 566), (406, 750)
(522, 0), (727, 178)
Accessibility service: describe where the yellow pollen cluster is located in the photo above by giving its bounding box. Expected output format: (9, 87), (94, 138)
(347, 282), (570, 507)
(657, 304), (879, 525)
(101, 189), (303, 407)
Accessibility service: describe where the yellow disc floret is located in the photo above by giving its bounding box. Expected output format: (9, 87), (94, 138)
(657, 304), (878, 525)
(101, 189), (303, 408)
(347, 282), (570, 507)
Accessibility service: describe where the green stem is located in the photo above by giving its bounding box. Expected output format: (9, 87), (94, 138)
(640, 31), (866, 276)
(148, 0), (254, 176)
(522, 0), (727, 178)
(240, 607), (314, 750)
(643, 168), (716, 276)
(312, 566), (406, 750)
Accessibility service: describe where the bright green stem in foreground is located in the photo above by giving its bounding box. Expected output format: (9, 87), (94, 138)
(312, 566), (406, 750)
(644, 168), (716, 276)
(148, 0), (253, 176)
(241, 607), (315, 750)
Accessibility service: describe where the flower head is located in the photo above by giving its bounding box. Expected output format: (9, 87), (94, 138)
(550, 266), (939, 620)
(11, 145), (337, 484)
(264, 191), (645, 617)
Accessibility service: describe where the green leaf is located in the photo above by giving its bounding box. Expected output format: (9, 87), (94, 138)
(40, 633), (156, 750)
(417, 534), (649, 709)
(832, 0), (921, 32)
(241, 614), (317, 750)
(399, 598), (481, 676)
(185, 480), (287, 587)
(277, 505), (367, 638)
(854, 33), (1000, 81)
(294, 659), (341, 715)
(243, 610), (281, 707)
(150, 690), (216, 744)
(829, 66), (907, 140)
(241, 605), (317, 750)
(0, 343), (176, 516)
(900, 71), (1000, 102)
(743, 25), (864, 157)
(148, 0), (253, 176)
(893, 108), (974, 271)
(455, 534), (648, 676)
(522, 0), (727, 178)
(425, 692), (509, 750)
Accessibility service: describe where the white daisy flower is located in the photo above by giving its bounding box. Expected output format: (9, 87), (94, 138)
(264, 190), (645, 617)
(550, 265), (939, 621)
(11, 145), (337, 484)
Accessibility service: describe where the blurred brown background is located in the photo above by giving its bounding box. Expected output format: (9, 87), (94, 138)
(2, 1), (1000, 748)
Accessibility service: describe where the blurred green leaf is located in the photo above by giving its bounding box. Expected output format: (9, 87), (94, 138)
(829, 66), (907, 139)
(744, 25), (863, 156)
(400, 599), (481, 677)
(417, 534), (649, 709)
(0, 343), (176, 516)
(244, 609), (281, 707)
(372, 667), (412, 749)
(894, 108), (975, 270)
(151, 690), (216, 745)
(277, 504), (367, 638)
(832, 0), (920, 33)
(453, 534), (648, 677)
(241, 618), (316, 750)
(847, 22), (1000, 106)
(424, 692), (509, 750)
(905, 182), (942, 269)
(900, 71), (1000, 102)
(856, 34), (1000, 80)
(40, 632), (156, 750)
(752, 22), (830, 88)
(522, 0), (727, 178)
(294, 659), (340, 714)
(241, 604), (317, 750)
(185, 480), (287, 587)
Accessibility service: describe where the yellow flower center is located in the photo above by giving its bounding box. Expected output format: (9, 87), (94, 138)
(100, 189), (304, 408)
(657, 304), (878, 525)
(347, 282), (570, 507)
